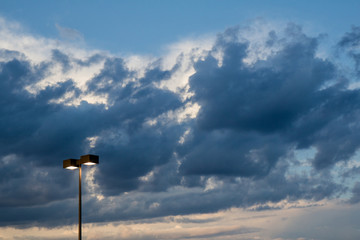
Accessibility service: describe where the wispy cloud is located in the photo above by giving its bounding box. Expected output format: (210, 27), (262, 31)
(55, 24), (84, 41)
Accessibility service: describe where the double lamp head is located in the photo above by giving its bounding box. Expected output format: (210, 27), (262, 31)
(63, 154), (99, 170)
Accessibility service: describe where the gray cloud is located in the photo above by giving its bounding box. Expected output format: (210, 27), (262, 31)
(180, 23), (359, 176)
(349, 182), (360, 204)
(1, 23), (360, 228)
(338, 26), (360, 75)
(338, 26), (360, 48)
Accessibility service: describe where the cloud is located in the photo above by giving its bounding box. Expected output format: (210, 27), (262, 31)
(338, 26), (360, 76)
(55, 24), (84, 41)
(348, 181), (360, 204)
(338, 26), (360, 48)
(1, 17), (360, 230)
(180, 23), (360, 176)
(4, 200), (359, 240)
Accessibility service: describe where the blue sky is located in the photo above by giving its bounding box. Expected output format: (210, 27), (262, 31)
(1, 1), (360, 240)
(1, 0), (360, 54)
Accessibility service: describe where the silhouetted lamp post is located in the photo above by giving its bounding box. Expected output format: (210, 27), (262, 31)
(63, 154), (99, 240)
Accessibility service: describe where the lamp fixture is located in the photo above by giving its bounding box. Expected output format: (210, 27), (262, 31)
(63, 154), (99, 240)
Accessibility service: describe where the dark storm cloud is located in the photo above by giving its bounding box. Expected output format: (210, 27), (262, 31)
(0, 58), (60, 156)
(180, 23), (360, 177)
(2, 23), (360, 228)
(0, 58), (102, 166)
(51, 49), (71, 73)
(349, 182), (360, 204)
(85, 56), (184, 194)
(0, 158), (340, 228)
(0, 47), (184, 222)
(86, 57), (130, 96)
(0, 57), (102, 209)
(178, 129), (286, 177)
(338, 26), (360, 74)
(76, 53), (104, 66)
(76, 159), (340, 226)
(0, 49), (25, 61)
(0, 158), (74, 208)
(52, 49), (105, 73)
(338, 26), (360, 48)
(0, 197), (81, 227)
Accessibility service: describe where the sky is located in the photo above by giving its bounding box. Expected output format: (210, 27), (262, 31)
(1, 1), (360, 239)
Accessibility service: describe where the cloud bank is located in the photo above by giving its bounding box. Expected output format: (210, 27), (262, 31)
(1, 18), (360, 228)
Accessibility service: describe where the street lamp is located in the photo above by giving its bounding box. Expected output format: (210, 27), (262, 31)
(63, 154), (99, 240)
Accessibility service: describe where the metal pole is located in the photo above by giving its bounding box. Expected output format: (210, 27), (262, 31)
(79, 165), (82, 240)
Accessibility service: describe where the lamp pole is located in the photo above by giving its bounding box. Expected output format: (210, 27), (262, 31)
(79, 164), (82, 240)
(63, 154), (99, 240)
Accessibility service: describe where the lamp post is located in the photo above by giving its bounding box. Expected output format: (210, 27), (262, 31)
(63, 154), (99, 240)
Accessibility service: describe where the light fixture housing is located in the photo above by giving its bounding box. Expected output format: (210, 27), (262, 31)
(80, 154), (99, 165)
(63, 159), (80, 169)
